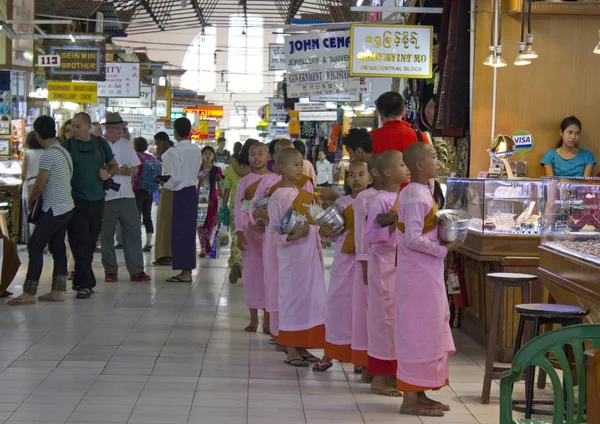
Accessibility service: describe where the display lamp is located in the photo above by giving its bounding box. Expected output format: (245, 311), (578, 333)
(483, 46), (495, 67)
(491, 46), (507, 68)
(514, 42), (531, 66)
(593, 31), (600, 54)
(488, 134), (516, 179)
(521, 34), (538, 59)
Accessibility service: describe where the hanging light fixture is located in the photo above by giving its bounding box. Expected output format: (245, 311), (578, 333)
(514, 42), (531, 66)
(491, 46), (507, 68)
(521, 0), (538, 60)
(593, 30), (600, 54)
(483, 46), (495, 67)
(484, 0), (497, 68)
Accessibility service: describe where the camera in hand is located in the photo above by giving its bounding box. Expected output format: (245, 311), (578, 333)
(103, 178), (121, 192)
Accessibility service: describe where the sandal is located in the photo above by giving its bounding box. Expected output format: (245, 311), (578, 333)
(0, 291), (13, 298)
(312, 361), (333, 372)
(262, 326), (270, 335)
(244, 324), (258, 332)
(7, 297), (36, 306)
(67, 272), (75, 281)
(37, 294), (64, 302)
(166, 276), (192, 283)
(302, 354), (320, 363)
(399, 406), (445, 417)
(275, 344), (287, 353)
(76, 288), (93, 299)
(267, 337), (278, 345)
(371, 387), (403, 397)
(285, 358), (308, 368)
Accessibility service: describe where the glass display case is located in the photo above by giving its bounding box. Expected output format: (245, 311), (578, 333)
(540, 177), (600, 266)
(445, 178), (543, 235)
(0, 160), (22, 186)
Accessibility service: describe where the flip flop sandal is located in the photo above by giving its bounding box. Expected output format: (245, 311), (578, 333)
(76, 289), (93, 299)
(285, 358), (309, 367)
(354, 366), (365, 374)
(244, 325), (258, 332)
(7, 298), (36, 306)
(166, 276), (192, 283)
(37, 294), (65, 302)
(302, 354), (320, 363)
(0, 291), (13, 298)
(312, 361), (333, 372)
(428, 402), (450, 412)
(399, 406), (445, 417)
(267, 337), (278, 345)
(275, 344), (287, 352)
(371, 387), (403, 397)
(262, 326), (270, 334)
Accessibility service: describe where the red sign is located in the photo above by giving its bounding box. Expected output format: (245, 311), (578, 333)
(183, 105), (224, 119)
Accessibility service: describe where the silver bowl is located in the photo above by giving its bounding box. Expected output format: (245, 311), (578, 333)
(254, 197), (270, 208)
(315, 205), (345, 234)
(278, 207), (306, 235)
(436, 209), (471, 243)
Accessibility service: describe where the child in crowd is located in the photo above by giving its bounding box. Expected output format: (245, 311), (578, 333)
(395, 142), (459, 417)
(198, 146), (223, 257)
(351, 155), (381, 375)
(249, 139), (313, 347)
(234, 140), (270, 333)
(313, 161), (371, 372)
(364, 150), (409, 396)
(268, 148), (326, 367)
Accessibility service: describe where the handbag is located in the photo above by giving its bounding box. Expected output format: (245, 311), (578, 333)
(27, 145), (72, 223)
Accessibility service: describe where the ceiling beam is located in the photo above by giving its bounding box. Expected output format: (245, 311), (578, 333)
(286, 0), (304, 24)
(139, 0), (164, 31)
(190, 0), (207, 26)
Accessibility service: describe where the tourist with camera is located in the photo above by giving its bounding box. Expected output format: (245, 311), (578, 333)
(99, 113), (151, 285)
(62, 112), (119, 299)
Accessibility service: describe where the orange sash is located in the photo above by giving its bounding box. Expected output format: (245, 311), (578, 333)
(397, 201), (439, 235)
(291, 188), (316, 225)
(268, 174), (312, 197)
(340, 204), (356, 254)
(244, 177), (264, 201)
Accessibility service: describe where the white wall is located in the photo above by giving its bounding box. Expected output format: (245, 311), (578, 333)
(117, 23), (282, 137)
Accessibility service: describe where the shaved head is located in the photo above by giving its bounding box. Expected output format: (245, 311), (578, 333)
(274, 138), (293, 154)
(367, 154), (379, 175)
(276, 147), (302, 166)
(349, 160), (368, 174)
(249, 142), (268, 153)
(403, 142), (432, 174)
(375, 149), (403, 176)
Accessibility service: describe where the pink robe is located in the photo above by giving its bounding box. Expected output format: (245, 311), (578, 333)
(395, 183), (455, 388)
(351, 188), (378, 365)
(303, 160), (317, 184)
(249, 174), (313, 338)
(364, 191), (399, 374)
(268, 187), (326, 347)
(323, 195), (355, 361)
(234, 173), (267, 310)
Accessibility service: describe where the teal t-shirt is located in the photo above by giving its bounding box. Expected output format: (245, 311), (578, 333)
(62, 136), (115, 201)
(540, 148), (596, 177)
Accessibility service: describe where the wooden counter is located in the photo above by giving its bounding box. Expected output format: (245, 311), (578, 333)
(538, 246), (599, 324)
(457, 230), (541, 363)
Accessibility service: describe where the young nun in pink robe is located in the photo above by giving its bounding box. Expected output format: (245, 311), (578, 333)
(268, 148), (326, 367)
(234, 141), (270, 333)
(248, 140), (313, 345)
(364, 150), (409, 396)
(351, 156), (381, 370)
(395, 142), (457, 418)
(313, 161), (371, 372)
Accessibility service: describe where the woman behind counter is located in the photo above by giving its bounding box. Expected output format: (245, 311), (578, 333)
(541, 116), (596, 177)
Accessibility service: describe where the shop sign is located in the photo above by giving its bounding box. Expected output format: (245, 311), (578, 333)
(198, 120), (209, 135)
(268, 124), (288, 137)
(171, 111), (185, 120)
(156, 100), (169, 118)
(349, 24), (433, 79)
(44, 41), (106, 82)
(287, 76), (369, 99)
(285, 31), (350, 72)
(268, 98), (288, 123)
(37, 55), (60, 67)
(107, 85), (152, 108)
(155, 86), (171, 119)
(121, 113), (156, 140)
(183, 105), (224, 119)
(295, 102), (329, 112)
(98, 63), (140, 98)
(512, 130), (534, 158)
(269, 44), (285, 71)
(299, 111), (338, 122)
(47, 81), (98, 104)
(310, 93), (361, 102)
(12, 0), (34, 68)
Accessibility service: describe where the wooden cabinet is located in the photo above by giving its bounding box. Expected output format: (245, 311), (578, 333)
(458, 231), (541, 363)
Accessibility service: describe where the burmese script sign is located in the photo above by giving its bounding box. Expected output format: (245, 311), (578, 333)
(44, 41), (106, 81)
(47, 81), (98, 104)
(349, 24), (433, 79)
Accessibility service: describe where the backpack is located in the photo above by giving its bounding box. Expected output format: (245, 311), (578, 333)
(136, 153), (162, 192)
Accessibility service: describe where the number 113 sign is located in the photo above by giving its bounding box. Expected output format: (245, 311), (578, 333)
(37, 55), (61, 67)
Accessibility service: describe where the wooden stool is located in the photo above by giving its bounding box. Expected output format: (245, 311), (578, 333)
(481, 272), (536, 404)
(512, 303), (589, 418)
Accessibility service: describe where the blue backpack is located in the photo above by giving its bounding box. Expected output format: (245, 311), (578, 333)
(136, 153), (162, 192)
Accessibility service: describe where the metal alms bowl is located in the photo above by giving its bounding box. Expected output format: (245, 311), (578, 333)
(254, 197), (270, 208)
(315, 205), (345, 234)
(279, 207), (306, 235)
(436, 209), (471, 243)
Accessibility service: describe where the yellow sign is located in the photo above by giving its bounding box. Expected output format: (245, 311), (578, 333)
(47, 81), (98, 104)
(198, 120), (209, 134)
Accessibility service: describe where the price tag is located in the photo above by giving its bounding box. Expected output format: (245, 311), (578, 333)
(37, 55), (61, 67)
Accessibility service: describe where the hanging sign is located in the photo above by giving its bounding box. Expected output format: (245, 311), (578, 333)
(310, 93), (361, 102)
(44, 41), (106, 82)
(155, 86), (171, 119)
(299, 111), (338, 122)
(37, 55), (60, 67)
(287, 76), (369, 99)
(47, 81), (98, 104)
(295, 102), (330, 112)
(269, 44), (286, 71)
(268, 98), (287, 122)
(268, 124), (288, 137)
(198, 120), (209, 135)
(98, 62), (140, 98)
(349, 24), (433, 78)
(107, 85), (151, 108)
(183, 105), (224, 119)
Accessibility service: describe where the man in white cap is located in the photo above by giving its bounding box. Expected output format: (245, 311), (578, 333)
(100, 112), (151, 283)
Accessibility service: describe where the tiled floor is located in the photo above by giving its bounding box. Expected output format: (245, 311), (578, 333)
(0, 245), (541, 423)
